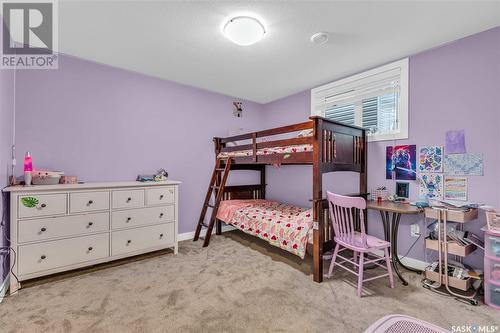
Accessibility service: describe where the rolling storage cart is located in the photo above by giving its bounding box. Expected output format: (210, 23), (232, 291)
(422, 207), (480, 305)
(484, 210), (500, 310)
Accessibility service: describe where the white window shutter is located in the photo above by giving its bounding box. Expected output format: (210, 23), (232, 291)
(310, 58), (409, 141)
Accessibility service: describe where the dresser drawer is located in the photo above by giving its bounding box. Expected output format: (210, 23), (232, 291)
(18, 194), (67, 218)
(18, 212), (109, 243)
(112, 189), (144, 209)
(70, 191), (109, 213)
(111, 223), (174, 256)
(486, 256), (500, 284)
(18, 233), (109, 276)
(111, 206), (174, 229)
(486, 234), (500, 258)
(145, 187), (175, 206)
(485, 283), (500, 308)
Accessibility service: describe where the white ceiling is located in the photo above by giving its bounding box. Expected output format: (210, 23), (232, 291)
(59, 1), (500, 103)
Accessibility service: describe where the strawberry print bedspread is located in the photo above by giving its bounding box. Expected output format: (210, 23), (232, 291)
(216, 199), (313, 258)
(217, 144), (313, 159)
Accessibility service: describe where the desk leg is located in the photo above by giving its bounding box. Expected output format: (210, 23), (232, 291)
(392, 214), (422, 274)
(390, 213), (408, 286)
(379, 211), (390, 242)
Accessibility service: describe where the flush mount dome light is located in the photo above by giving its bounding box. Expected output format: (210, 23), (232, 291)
(310, 32), (330, 45)
(223, 16), (266, 46)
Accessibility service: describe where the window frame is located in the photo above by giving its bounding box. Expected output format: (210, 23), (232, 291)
(311, 58), (409, 142)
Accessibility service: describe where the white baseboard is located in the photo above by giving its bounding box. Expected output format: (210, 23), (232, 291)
(0, 276), (10, 304)
(178, 228), (428, 269)
(178, 224), (236, 242)
(398, 256), (428, 271)
(371, 249), (427, 271)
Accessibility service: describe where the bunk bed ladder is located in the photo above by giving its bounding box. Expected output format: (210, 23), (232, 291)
(193, 158), (232, 247)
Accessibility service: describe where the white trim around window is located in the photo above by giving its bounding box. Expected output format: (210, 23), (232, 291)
(311, 58), (409, 142)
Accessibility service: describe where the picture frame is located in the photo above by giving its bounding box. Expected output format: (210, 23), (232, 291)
(396, 182), (409, 198)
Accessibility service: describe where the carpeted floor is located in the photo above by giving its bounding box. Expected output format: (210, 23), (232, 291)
(0, 231), (497, 333)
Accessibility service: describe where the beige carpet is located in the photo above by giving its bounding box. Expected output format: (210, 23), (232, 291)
(0, 231), (497, 333)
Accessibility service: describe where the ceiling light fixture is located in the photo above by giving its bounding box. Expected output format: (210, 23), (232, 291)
(310, 32), (330, 45)
(223, 16), (266, 46)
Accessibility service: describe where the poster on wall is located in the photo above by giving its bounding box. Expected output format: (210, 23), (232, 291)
(419, 146), (443, 172)
(444, 176), (468, 201)
(418, 173), (443, 199)
(444, 153), (483, 176)
(386, 145), (417, 180)
(445, 130), (466, 154)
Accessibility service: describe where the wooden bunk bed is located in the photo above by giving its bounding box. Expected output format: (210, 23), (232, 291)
(193, 116), (367, 283)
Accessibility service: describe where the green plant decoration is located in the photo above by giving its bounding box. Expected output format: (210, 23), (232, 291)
(21, 197), (39, 208)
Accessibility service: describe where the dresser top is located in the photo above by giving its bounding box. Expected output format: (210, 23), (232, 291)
(3, 180), (181, 192)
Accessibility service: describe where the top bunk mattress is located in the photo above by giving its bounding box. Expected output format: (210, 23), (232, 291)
(217, 144), (313, 159)
(216, 199), (313, 258)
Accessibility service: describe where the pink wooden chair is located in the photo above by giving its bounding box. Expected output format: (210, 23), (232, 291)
(326, 191), (394, 297)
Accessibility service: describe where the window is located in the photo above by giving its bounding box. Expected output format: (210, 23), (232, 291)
(311, 59), (409, 142)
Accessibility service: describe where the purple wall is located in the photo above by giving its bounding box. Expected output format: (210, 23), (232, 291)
(261, 27), (500, 268)
(13, 55), (264, 234)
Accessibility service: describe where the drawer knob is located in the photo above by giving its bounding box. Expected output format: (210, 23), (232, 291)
(127, 197), (132, 202)
(160, 233), (164, 238)
(88, 200), (94, 205)
(40, 203), (47, 208)
(40, 227), (47, 232)
(127, 240), (132, 244)
(88, 247), (93, 251)
(40, 255), (46, 260)
(88, 222), (94, 227)
(159, 195), (164, 200)
(159, 213), (164, 218)
(127, 217), (132, 222)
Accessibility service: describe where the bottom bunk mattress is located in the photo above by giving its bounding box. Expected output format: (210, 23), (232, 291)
(216, 199), (313, 258)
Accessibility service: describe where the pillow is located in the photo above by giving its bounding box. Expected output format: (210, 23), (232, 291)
(297, 129), (314, 138)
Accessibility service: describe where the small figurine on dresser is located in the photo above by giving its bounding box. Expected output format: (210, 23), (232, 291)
(137, 168), (169, 182)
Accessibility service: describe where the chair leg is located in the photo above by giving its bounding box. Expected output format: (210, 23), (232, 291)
(327, 244), (340, 278)
(352, 251), (357, 268)
(384, 247), (395, 288)
(357, 252), (364, 297)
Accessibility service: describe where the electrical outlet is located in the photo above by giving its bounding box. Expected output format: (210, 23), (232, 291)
(410, 224), (420, 237)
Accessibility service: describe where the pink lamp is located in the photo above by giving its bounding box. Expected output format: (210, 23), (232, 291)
(24, 152), (32, 186)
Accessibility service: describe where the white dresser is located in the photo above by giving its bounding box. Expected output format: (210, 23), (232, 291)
(3, 180), (180, 293)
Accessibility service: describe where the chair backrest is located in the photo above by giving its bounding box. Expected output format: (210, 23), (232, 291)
(327, 191), (367, 248)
